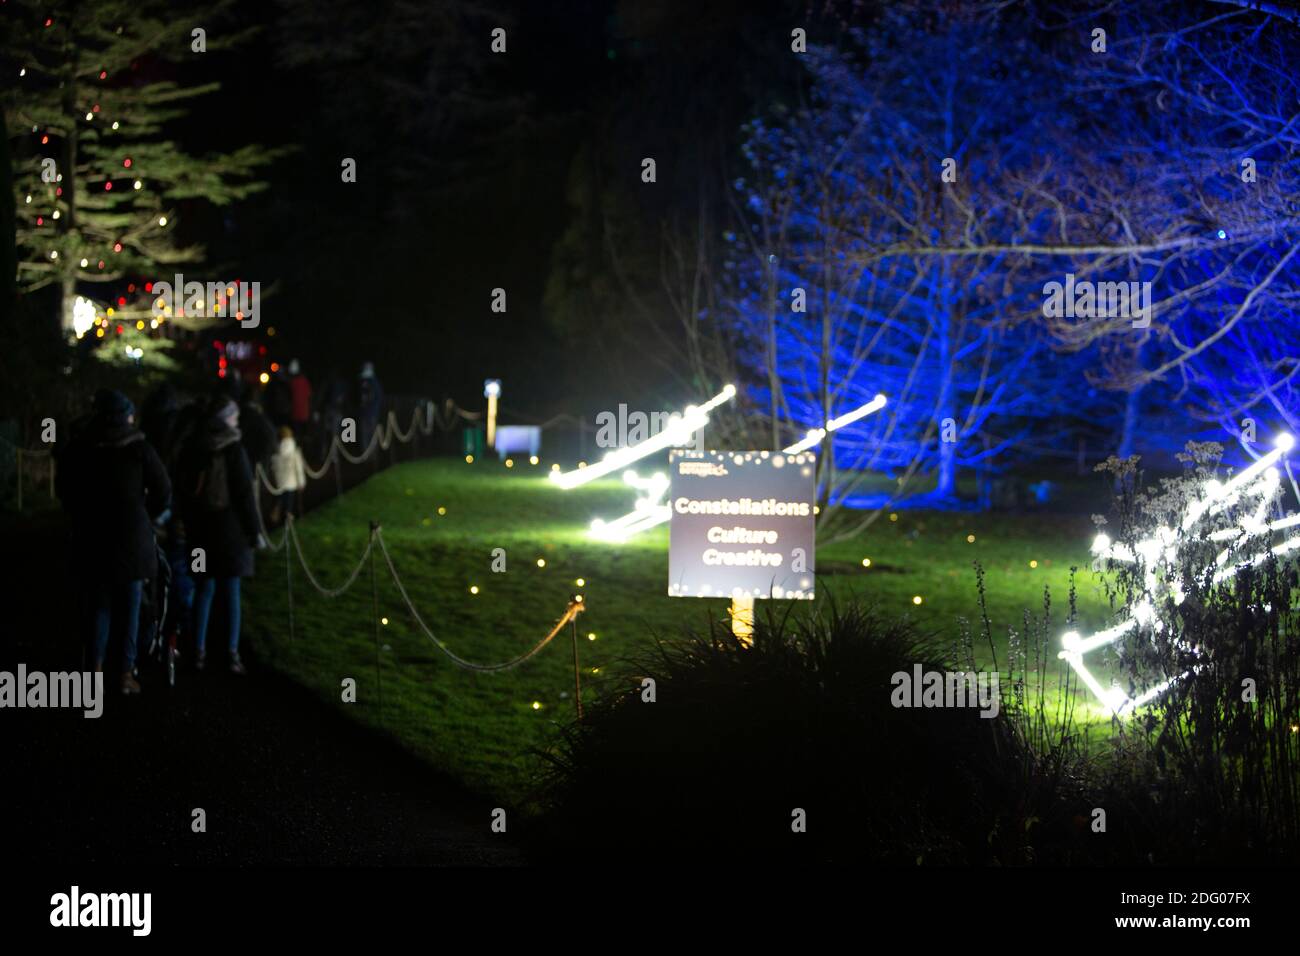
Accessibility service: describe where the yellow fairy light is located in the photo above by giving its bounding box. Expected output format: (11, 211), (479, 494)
(437, 506), (446, 516)
(158, 216), (167, 226)
(575, 578), (585, 586)
(577, 461), (587, 469)
(469, 585), (479, 595)
(505, 458), (514, 468)
(135, 320), (144, 330)
(381, 617), (389, 626)
(574, 594), (584, 603)
(550, 463), (560, 472)
(587, 632), (597, 641)
(967, 534), (976, 543)
(529, 455), (539, 465)
(861, 558), (871, 567)
(912, 595), (923, 605)
(465, 454), (474, 463)
(1029, 560), (1038, 568)
(531, 701), (542, 710)
(536, 558), (546, 568)
(890, 513), (899, 522)
(259, 372), (270, 384)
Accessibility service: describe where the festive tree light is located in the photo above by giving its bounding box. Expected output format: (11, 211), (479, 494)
(1062, 434), (1300, 715)
(71, 297), (96, 338)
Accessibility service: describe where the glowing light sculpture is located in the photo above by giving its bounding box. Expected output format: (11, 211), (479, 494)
(551, 385), (736, 491)
(783, 394), (887, 454)
(1061, 433), (1299, 716)
(589, 470), (671, 543)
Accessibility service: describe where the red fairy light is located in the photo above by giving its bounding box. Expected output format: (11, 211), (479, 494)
(36, 217), (43, 226)
(40, 134), (49, 144)
(99, 71), (107, 80)
(144, 282), (153, 292)
(123, 158), (131, 168)
(113, 242), (122, 252)
(104, 182), (112, 191)
(127, 283), (136, 293)
(117, 296), (126, 307)
(55, 187), (62, 196)
(115, 325), (123, 334)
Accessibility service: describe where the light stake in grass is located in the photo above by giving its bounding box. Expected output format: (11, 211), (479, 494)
(1060, 433), (1298, 715)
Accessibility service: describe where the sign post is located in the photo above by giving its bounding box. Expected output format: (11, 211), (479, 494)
(668, 450), (816, 646)
(483, 379), (501, 449)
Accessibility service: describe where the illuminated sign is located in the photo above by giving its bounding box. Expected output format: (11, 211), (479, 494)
(668, 450), (816, 600)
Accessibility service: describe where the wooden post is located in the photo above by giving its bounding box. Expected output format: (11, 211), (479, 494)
(570, 615), (583, 721)
(369, 521), (382, 723)
(730, 595), (755, 647)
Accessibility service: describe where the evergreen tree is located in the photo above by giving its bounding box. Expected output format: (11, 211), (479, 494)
(2, 0), (279, 333)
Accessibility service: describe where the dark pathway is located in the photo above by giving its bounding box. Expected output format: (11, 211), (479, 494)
(2, 509), (523, 866)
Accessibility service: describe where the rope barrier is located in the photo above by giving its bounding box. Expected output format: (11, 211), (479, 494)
(374, 530), (585, 672)
(272, 515), (585, 673)
(288, 516), (375, 599)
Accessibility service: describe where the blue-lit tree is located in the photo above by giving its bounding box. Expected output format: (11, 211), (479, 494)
(1028, 1), (1300, 463)
(721, 10), (1108, 523)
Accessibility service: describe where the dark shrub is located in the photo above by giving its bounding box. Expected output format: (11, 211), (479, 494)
(529, 603), (1092, 864)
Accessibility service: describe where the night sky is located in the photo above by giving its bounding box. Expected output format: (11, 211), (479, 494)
(169, 0), (821, 418)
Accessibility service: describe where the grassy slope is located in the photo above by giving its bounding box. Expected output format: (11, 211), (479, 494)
(243, 458), (1118, 804)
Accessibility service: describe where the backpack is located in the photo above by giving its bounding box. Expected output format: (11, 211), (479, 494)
(194, 449), (230, 511)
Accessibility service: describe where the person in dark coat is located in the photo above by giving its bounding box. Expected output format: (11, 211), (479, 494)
(176, 396), (262, 674)
(140, 383), (181, 462)
(54, 389), (171, 694)
(263, 370), (293, 430)
(357, 361), (384, 451)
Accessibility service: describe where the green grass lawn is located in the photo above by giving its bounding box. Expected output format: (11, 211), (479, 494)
(243, 457), (1120, 804)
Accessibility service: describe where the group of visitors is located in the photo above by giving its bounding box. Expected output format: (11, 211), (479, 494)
(52, 359), (386, 695)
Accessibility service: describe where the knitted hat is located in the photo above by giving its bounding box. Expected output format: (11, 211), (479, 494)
(92, 388), (135, 425)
